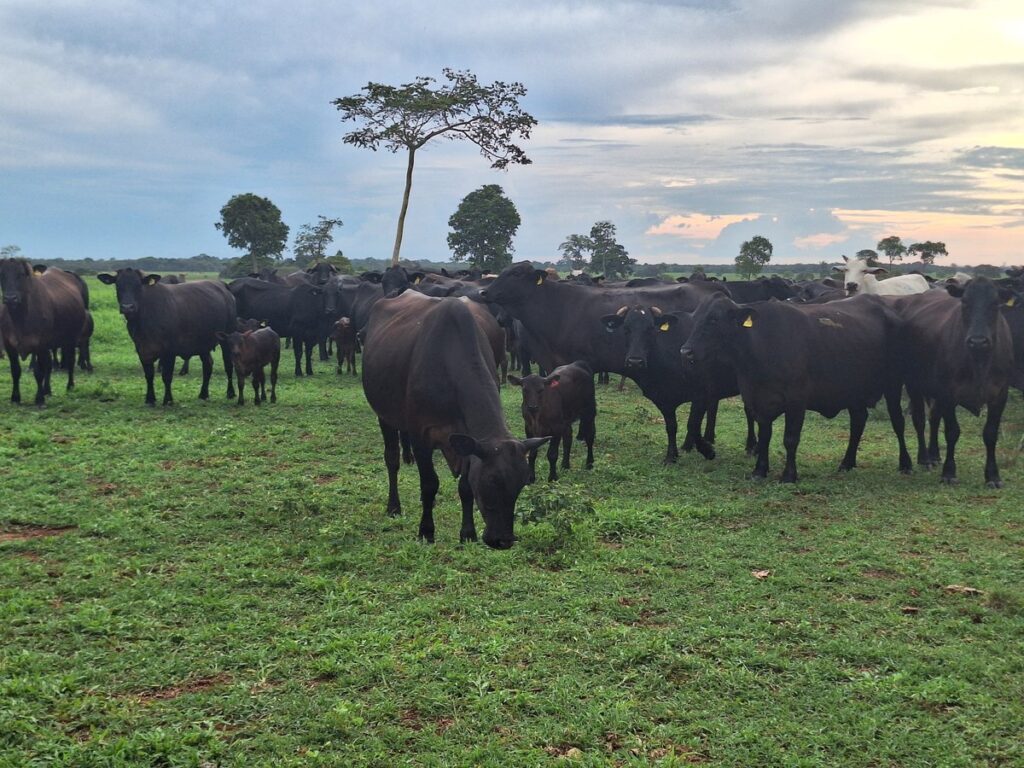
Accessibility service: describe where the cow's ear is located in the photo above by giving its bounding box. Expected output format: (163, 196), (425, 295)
(545, 374), (561, 388)
(248, 272), (260, 278)
(946, 284), (966, 298)
(507, 374), (523, 387)
(831, 266), (846, 274)
(822, 277), (840, 288)
(360, 271), (382, 283)
(96, 273), (116, 285)
(600, 314), (625, 332)
(865, 267), (887, 276)
(409, 272), (425, 285)
(532, 270), (548, 286)
(32, 264), (47, 275)
(997, 287), (1020, 307)
(450, 433), (482, 458)
(441, 268), (450, 277)
(145, 274), (161, 285)
(676, 276), (688, 283)
(259, 319), (268, 327)
(657, 315), (679, 332)
(733, 307), (757, 328)
(521, 436), (551, 452)
(593, 275), (605, 283)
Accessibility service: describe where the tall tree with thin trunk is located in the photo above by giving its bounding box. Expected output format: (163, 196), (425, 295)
(333, 69), (536, 267)
(876, 235), (907, 267)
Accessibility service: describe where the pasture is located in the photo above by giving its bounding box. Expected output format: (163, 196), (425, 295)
(2, 278), (1023, 767)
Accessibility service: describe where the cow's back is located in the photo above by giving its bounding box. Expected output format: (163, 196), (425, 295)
(132, 280), (235, 358)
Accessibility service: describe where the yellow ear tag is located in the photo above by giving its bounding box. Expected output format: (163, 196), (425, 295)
(414, 276), (421, 284)
(742, 315), (754, 328)
(1006, 297), (1016, 307)
(659, 322), (670, 332)
(536, 276), (543, 285)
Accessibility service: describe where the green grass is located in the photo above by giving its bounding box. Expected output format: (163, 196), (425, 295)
(2, 280), (1023, 767)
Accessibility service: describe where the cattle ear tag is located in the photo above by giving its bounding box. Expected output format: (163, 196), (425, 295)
(536, 276), (543, 285)
(742, 315), (754, 328)
(414, 276), (421, 284)
(146, 275), (158, 285)
(1006, 297), (1016, 308)
(659, 322), (671, 332)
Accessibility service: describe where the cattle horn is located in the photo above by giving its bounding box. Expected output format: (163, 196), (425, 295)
(615, 305), (628, 317)
(650, 306), (663, 317)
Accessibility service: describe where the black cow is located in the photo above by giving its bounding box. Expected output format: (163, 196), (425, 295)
(718, 276), (797, 303)
(601, 304), (756, 463)
(680, 293), (911, 482)
(0, 260), (87, 405)
(216, 327), (280, 405)
(508, 360), (596, 482)
(97, 269), (236, 405)
(362, 292), (548, 548)
(228, 278), (325, 376)
(893, 279), (1017, 486)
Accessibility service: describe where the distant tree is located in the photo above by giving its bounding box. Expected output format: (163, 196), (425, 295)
(557, 234), (592, 271)
(293, 216), (343, 268)
(973, 263), (1002, 278)
(215, 193), (289, 275)
(908, 241), (948, 265)
(735, 235), (773, 279)
(1, 245), (22, 259)
(333, 69), (536, 267)
(818, 260), (830, 278)
(856, 249), (880, 266)
(876, 235), (907, 266)
(446, 184), (521, 272)
(588, 221), (634, 279)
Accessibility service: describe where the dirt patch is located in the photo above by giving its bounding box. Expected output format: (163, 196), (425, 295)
(313, 473), (338, 485)
(400, 708), (424, 731)
(132, 673), (232, 703)
(435, 716), (454, 734)
(0, 524), (76, 543)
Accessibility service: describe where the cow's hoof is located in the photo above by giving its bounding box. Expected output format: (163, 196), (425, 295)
(940, 476), (958, 486)
(838, 463), (854, 473)
(986, 479), (1003, 489)
(460, 530), (478, 544)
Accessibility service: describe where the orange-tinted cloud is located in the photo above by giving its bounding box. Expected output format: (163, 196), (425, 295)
(646, 213), (759, 240)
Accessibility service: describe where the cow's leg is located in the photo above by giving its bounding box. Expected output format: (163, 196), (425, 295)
(546, 434), (560, 482)
(744, 405), (758, 456)
(685, 400), (716, 460)
(336, 349), (343, 375)
(380, 420), (402, 517)
(780, 408), (805, 483)
(578, 398), (596, 470)
(159, 353), (175, 405)
(319, 337), (329, 362)
(236, 369), (246, 405)
(838, 406), (868, 471)
(79, 339), (92, 371)
(752, 417), (773, 480)
(179, 356), (190, 375)
(293, 340), (303, 377)
(350, 351), (357, 376)
(458, 471), (477, 543)
(410, 439), (438, 543)
(617, 374), (627, 392)
(269, 356), (278, 403)
(885, 384), (913, 474)
(305, 339), (314, 375)
(927, 401), (942, 467)
(527, 440), (538, 484)
(221, 341), (236, 400)
(983, 388), (1007, 488)
(8, 349), (21, 403)
(910, 393), (932, 467)
(258, 367), (268, 404)
(661, 404), (680, 464)
(400, 431), (414, 465)
(62, 345), (76, 391)
(703, 398), (720, 445)
(939, 403), (960, 485)
(142, 358), (157, 406)
(560, 425), (573, 470)
(33, 350), (50, 406)
(198, 350), (213, 400)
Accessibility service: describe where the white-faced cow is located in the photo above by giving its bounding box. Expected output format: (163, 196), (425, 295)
(835, 256), (930, 296)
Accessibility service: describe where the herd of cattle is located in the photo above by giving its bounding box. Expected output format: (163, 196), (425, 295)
(1, 255), (1022, 549)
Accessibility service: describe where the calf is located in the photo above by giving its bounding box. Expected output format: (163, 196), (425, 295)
(893, 278), (1017, 486)
(332, 316), (358, 375)
(228, 277), (325, 376)
(362, 291), (548, 548)
(97, 269), (236, 405)
(508, 360), (597, 482)
(0, 260), (86, 405)
(680, 292), (911, 482)
(216, 327), (280, 405)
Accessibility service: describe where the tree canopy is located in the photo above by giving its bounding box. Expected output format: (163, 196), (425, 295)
(908, 241), (948, 265)
(557, 222), (634, 279)
(293, 216), (343, 268)
(215, 194), (289, 275)
(876, 235), (907, 266)
(446, 185), (521, 273)
(735, 235), (773, 279)
(557, 234), (592, 271)
(855, 249), (880, 266)
(333, 69), (536, 266)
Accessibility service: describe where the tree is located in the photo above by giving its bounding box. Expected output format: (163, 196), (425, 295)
(446, 184), (521, 272)
(908, 241), (948, 265)
(324, 250), (354, 275)
(856, 249), (880, 266)
(334, 69), (536, 267)
(735, 235), (773, 279)
(588, 221), (634, 279)
(876, 235), (907, 266)
(557, 234), (592, 271)
(215, 194), (289, 275)
(1, 245), (22, 259)
(293, 216), (343, 268)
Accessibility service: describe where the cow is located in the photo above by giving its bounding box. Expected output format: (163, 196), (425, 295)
(479, 261), (726, 379)
(892, 278), (1017, 486)
(97, 269), (236, 405)
(331, 316), (358, 375)
(228, 278), (325, 376)
(362, 291), (548, 548)
(835, 256), (930, 296)
(0, 260), (87, 405)
(720, 276), (797, 303)
(680, 292), (912, 482)
(508, 360), (597, 482)
(601, 304), (756, 463)
(216, 327), (280, 405)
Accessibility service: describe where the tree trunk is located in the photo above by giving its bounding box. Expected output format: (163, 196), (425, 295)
(392, 147), (416, 267)
(250, 251), (258, 274)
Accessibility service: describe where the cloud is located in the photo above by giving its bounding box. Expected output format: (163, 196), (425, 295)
(646, 213), (759, 239)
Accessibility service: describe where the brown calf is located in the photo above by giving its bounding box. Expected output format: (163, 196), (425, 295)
(331, 317), (358, 375)
(216, 327), (281, 405)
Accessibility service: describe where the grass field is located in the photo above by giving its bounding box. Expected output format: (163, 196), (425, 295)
(2, 279), (1023, 767)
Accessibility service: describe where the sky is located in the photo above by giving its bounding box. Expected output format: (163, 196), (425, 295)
(1, 0), (1022, 267)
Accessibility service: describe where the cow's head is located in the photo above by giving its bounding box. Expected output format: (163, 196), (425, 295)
(600, 304), (680, 371)
(215, 330), (248, 360)
(947, 277), (1018, 362)
(507, 372), (561, 415)
(679, 293), (752, 366)
(449, 433), (550, 549)
(381, 266), (425, 299)
(0, 259), (36, 309)
(332, 316), (354, 340)
(477, 261), (549, 307)
(97, 269), (160, 316)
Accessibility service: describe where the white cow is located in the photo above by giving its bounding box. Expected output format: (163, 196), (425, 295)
(834, 257), (930, 296)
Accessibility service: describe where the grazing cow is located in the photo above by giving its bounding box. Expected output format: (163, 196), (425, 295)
(893, 279), (1017, 486)
(0, 260), (87, 405)
(216, 327), (280, 405)
(228, 278), (325, 376)
(331, 316), (358, 375)
(362, 291), (548, 548)
(601, 304), (756, 463)
(508, 360), (597, 482)
(97, 269), (236, 405)
(836, 256), (930, 296)
(680, 292), (911, 482)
